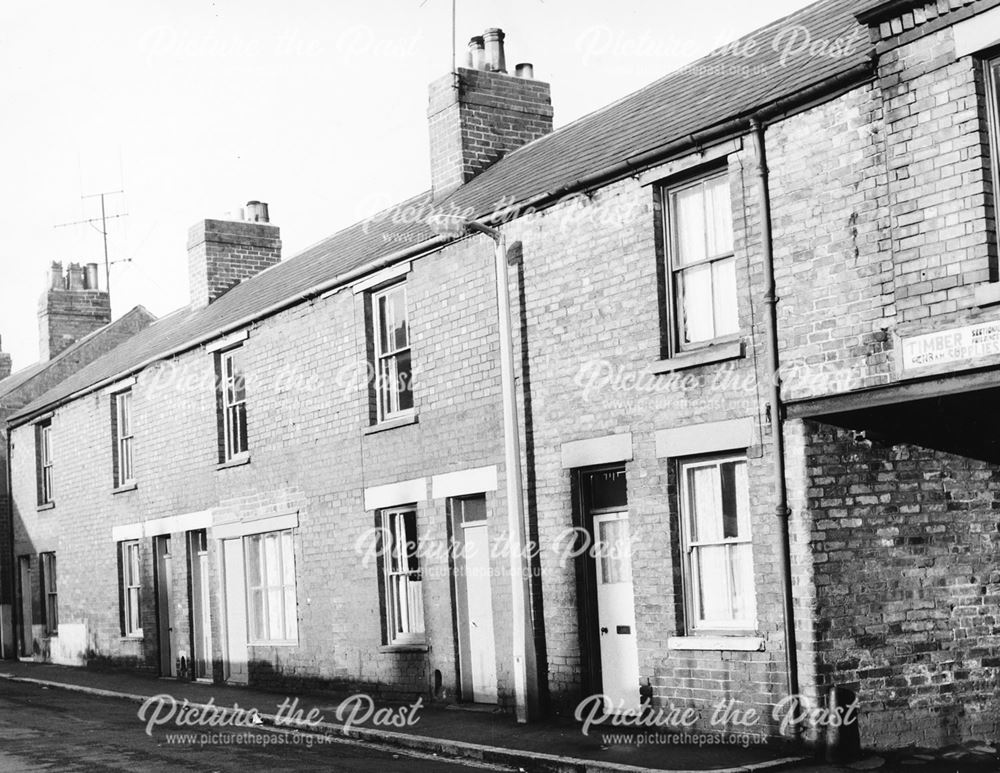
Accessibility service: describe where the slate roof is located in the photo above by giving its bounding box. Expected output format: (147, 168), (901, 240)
(9, 0), (876, 424)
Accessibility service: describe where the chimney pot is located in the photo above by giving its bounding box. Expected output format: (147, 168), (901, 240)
(245, 201), (270, 223)
(67, 262), (85, 291)
(85, 263), (100, 290)
(50, 261), (64, 290)
(468, 36), (486, 70)
(483, 28), (506, 73)
(515, 62), (534, 79)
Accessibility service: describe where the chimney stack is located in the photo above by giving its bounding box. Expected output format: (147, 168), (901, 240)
(38, 260), (112, 360)
(0, 335), (11, 381)
(428, 28), (553, 199)
(187, 201), (281, 308)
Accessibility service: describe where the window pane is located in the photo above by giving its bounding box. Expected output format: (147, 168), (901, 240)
(731, 543), (756, 622)
(264, 533), (281, 587)
(720, 462), (739, 539)
(267, 588), (283, 639)
(249, 588), (265, 641)
(395, 350), (413, 411)
(246, 536), (262, 587)
(712, 257), (738, 336)
(734, 461), (751, 538)
(687, 465), (720, 542)
(672, 185), (706, 266)
(677, 263), (714, 344)
(695, 545), (729, 622)
(281, 532), (295, 586)
(598, 518), (632, 585)
(705, 176), (733, 257)
(284, 587), (298, 640)
(588, 469), (627, 510)
(402, 511), (419, 572)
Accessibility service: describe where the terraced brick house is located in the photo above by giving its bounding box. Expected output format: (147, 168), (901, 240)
(4, 0), (999, 750)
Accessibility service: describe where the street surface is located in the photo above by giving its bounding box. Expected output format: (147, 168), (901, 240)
(0, 680), (497, 772)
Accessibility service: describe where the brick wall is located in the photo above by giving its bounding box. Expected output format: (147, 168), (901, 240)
(789, 418), (1000, 748)
(428, 67), (553, 197)
(187, 219), (282, 308)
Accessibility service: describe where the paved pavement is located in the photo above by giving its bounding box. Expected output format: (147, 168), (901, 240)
(1, 661), (997, 773)
(0, 678), (494, 772)
(0, 661), (806, 773)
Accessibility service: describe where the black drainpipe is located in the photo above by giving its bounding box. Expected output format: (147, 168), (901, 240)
(750, 118), (799, 703)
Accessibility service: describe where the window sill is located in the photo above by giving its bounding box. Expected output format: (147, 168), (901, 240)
(112, 482), (138, 495)
(217, 453), (251, 470)
(37, 502), (55, 512)
(974, 282), (1000, 308)
(667, 635), (764, 652)
(378, 643), (429, 653)
(120, 634), (144, 642)
(652, 340), (744, 373)
(364, 413), (418, 435)
(247, 640), (298, 648)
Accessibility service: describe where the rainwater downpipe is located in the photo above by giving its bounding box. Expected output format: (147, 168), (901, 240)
(750, 117), (799, 705)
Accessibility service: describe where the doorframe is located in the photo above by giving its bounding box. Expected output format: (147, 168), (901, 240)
(152, 535), (174, 677)
(16, 555), (32, 659)
(572, 464), (630, 700)
(447, 494), (500, 704)
(187, 529), (212, 682)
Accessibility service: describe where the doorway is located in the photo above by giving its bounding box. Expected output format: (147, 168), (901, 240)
(222, 537), (248, 685)
(153, 535), (176, 677)
(188, 530), (212, 681)
(451, 495), (498, 703)
(17, 556), (32, 658)
(578, 467), (640, 713)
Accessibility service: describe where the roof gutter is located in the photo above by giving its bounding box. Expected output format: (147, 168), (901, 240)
(8, 236), (452, 428)
(9, 59), (876, 427)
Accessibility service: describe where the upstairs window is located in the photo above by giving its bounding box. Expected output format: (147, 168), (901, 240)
(217, 347), (248, 462)
(984, 56), (1000, 276)
(40, 552), (58, 635)
(36, 420), (53, 505)
(664, 172), (738, 350)
(372, 283), (413, 422)
(377, 507), (424, 646)
(112, 390), (135, 487)
(678, 455), (756, 632)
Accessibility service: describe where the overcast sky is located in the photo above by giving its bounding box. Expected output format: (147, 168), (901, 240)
(0, 0), (815, 371)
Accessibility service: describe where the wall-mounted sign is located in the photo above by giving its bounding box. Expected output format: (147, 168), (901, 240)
(900, 319), (1000, 371)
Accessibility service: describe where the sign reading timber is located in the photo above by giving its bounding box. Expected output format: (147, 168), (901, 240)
(901, 319), (1000, 372)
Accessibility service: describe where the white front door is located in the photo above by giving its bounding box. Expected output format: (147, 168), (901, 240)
(222, 538), (248, 685)
(593, 511), (640, 713)
(461, 521), (498, 703)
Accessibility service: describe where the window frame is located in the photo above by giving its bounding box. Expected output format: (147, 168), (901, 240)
(120, 540), (143, 638)
(677, 453), (756, 634)
(243, 529), (298, 646)
(218, 346), (248, 462)
(40, 552), (58, 635)
(983, 56), (1000, 280)
(37, 420), (53, 505)
(113, 389), (135, 487)
(662, 169), (739, 353)
(378, 506), (425, 646)
(371, 282), (414, 423)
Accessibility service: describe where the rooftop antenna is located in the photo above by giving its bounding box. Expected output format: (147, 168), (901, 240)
(53, 190), (129, 294)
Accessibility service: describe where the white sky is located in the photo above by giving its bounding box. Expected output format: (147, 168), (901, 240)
(0, 0), (814, 371)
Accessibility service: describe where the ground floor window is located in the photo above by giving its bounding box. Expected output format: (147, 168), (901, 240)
(245, 529), (297, 644)
(378, 507), (424, 645)
(40, 552), (58, 634)
(119, 540), (142, 637)
(678, 455), (756, 631)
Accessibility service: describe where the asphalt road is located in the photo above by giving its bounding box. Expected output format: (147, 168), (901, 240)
(0, 679), (499, 772)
